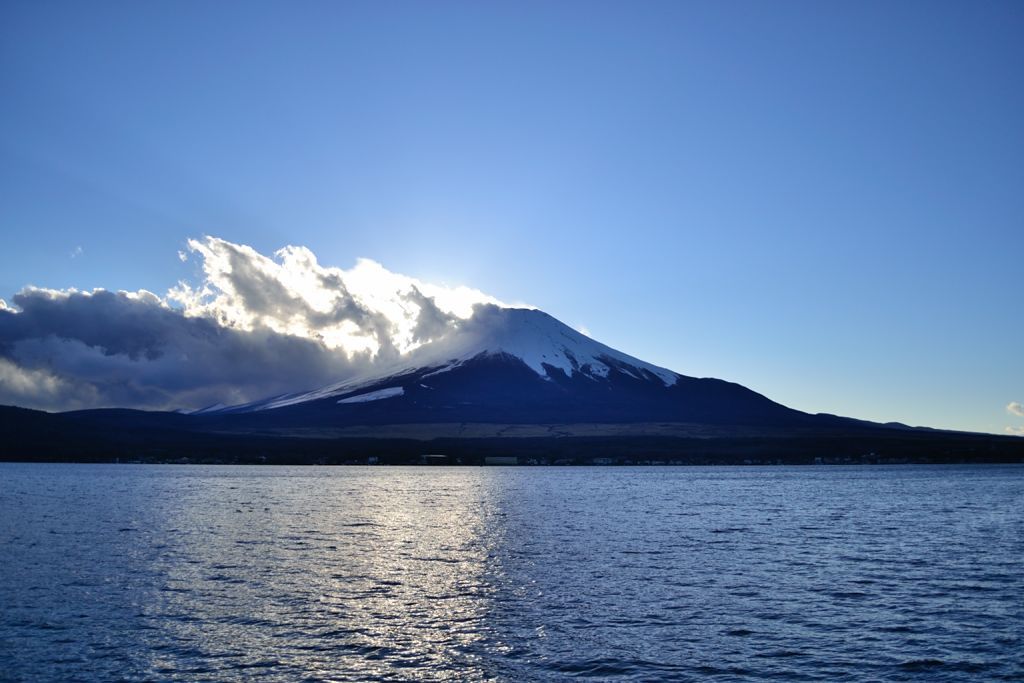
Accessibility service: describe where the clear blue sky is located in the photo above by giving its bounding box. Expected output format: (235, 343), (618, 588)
(1, 1), (1022, 433)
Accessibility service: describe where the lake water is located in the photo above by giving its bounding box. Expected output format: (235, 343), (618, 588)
(0, 464), (1021, 682)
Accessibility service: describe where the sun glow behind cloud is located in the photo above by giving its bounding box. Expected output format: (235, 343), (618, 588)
(169, 237), (507, 358)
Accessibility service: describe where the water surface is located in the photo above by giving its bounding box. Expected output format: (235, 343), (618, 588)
(1, 464), (1021, 681)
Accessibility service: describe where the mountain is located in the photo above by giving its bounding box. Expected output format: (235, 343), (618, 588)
(194, 306), (824, 429)
(4, 305), (1023, 464)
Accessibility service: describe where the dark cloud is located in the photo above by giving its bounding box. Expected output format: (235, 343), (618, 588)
(0, 288), (368, 411)
(221, 243), (303, 322)
(403, 286), (457, 344)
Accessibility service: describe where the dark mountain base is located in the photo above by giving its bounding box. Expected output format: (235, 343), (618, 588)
(3, 406), (1022, 466)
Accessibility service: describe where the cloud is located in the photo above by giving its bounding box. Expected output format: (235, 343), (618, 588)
(1005, 402), (1024, 435)
(403, 286), (458, 344)
(0, 357), (80, 408)
(0, 237), (510, 412)
(0, 287), (372, 411)
(168, 236), (504, 357)
(70, 246), (83, 259)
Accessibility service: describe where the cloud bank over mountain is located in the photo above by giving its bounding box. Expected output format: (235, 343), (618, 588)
(0, 237), (508, 411)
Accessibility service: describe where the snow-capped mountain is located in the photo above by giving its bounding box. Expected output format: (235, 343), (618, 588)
(11, 304), (979, 465)
(223, 307), (678, 411)
(200, 305), (815, 428)
(405, 306), (679, 385)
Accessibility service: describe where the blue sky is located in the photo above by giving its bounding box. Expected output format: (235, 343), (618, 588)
(1, 1), (1022, 433)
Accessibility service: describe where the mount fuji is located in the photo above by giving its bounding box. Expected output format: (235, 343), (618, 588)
(5, 304), (1022, 464)
(198, 305), (817, 430)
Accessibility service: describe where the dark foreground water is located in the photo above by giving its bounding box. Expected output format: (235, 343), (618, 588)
(0, 464), (1021, 682)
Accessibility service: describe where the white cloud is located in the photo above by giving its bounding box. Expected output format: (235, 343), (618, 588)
(1007, 402), (1024, 417)
(70, 245), (83, 259)
(168, 236), (506, 358)
(0, 236), (513, 411)
(177, 250), (188, 262)
(0, 357), (80, 410)
(1006, 426), (1024, 436)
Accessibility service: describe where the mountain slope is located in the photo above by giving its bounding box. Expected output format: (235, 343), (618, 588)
(202, 306), (819, 429)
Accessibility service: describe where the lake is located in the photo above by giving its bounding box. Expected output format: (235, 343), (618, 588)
(1, 463), (1021, 681)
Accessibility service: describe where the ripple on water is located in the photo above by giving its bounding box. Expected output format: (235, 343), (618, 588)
(0, 463), (1021, 682)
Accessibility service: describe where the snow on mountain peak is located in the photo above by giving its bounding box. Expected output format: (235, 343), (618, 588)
(403, 306), (679, 385)
(215, 305), (680, 412)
